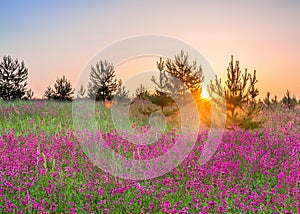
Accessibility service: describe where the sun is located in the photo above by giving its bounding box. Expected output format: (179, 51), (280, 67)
(201, 88), (210, 99)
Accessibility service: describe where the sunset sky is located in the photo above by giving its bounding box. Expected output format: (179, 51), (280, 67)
(1, 0), (299, 99)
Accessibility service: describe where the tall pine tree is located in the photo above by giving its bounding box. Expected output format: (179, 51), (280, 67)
(164, 50), (204, 100)
(208, 55), (263, 129)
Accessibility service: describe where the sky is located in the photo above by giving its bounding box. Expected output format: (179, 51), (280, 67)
(1, 0), (300, 99)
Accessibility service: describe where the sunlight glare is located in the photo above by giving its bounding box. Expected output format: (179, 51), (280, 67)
(201, 88), (210, 99)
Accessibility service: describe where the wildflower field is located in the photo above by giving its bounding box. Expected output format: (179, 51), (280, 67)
(0, 100), (299, 213)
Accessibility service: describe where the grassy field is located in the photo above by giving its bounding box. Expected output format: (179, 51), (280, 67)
(0, 100), (299, 213)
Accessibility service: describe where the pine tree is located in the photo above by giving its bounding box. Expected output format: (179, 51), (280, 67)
(147, 51), (205, 119)
(151, 57), (187, 102)
(271, 95), (278, 105)
(53, 76), (74, 101)
(134, 84), (149, 99)
(151, 58), (169, 93)
(149, 57), (177, 113)
(24, 89), (34, 100)
(87, 60), (120, 101)
(114, 85), (130, 103)
(77, 85), (86, 99)
(263, 92), (271, 109)
(282, 90), (297, 109)
(43, 86), (54, 100)
(164, 50), (204, 100)
(208, 55), (263, 129)
(0, 55), (29, 100)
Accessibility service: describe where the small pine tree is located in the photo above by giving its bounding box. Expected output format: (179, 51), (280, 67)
(24, 89), (34, 100)
(208, 55), (263, 129)
(43, 86), (54, 100)
(114, 85), (130, 103)
(87, 82), (95, 99)
(263, 92), (271, 109)
(147, 90), (176, 116)
(282, 90), (296, 109)
(149, 57), (177, 113)
(77, 85), (86, 99)
(52, 76), (74, 101)
(151, 58), (169, 93)
(271, 95), (278, 105)
(134, 84), (149, 99)
(0, 55), (29, 100)
(87, 60), (120, 101)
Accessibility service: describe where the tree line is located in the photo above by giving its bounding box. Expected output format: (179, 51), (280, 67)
(0, 53), (299, 129)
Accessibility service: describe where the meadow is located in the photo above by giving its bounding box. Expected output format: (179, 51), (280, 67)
(0, 100), (299, 213)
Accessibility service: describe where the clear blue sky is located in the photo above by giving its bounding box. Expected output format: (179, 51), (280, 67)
(1, 0), (300, 99)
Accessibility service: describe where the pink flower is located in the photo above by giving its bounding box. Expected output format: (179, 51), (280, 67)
(148, 204), (154, 210)
(162, 201), (171, 209)
(50, 203), (58, 211)
(278, 171), (285, 181)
